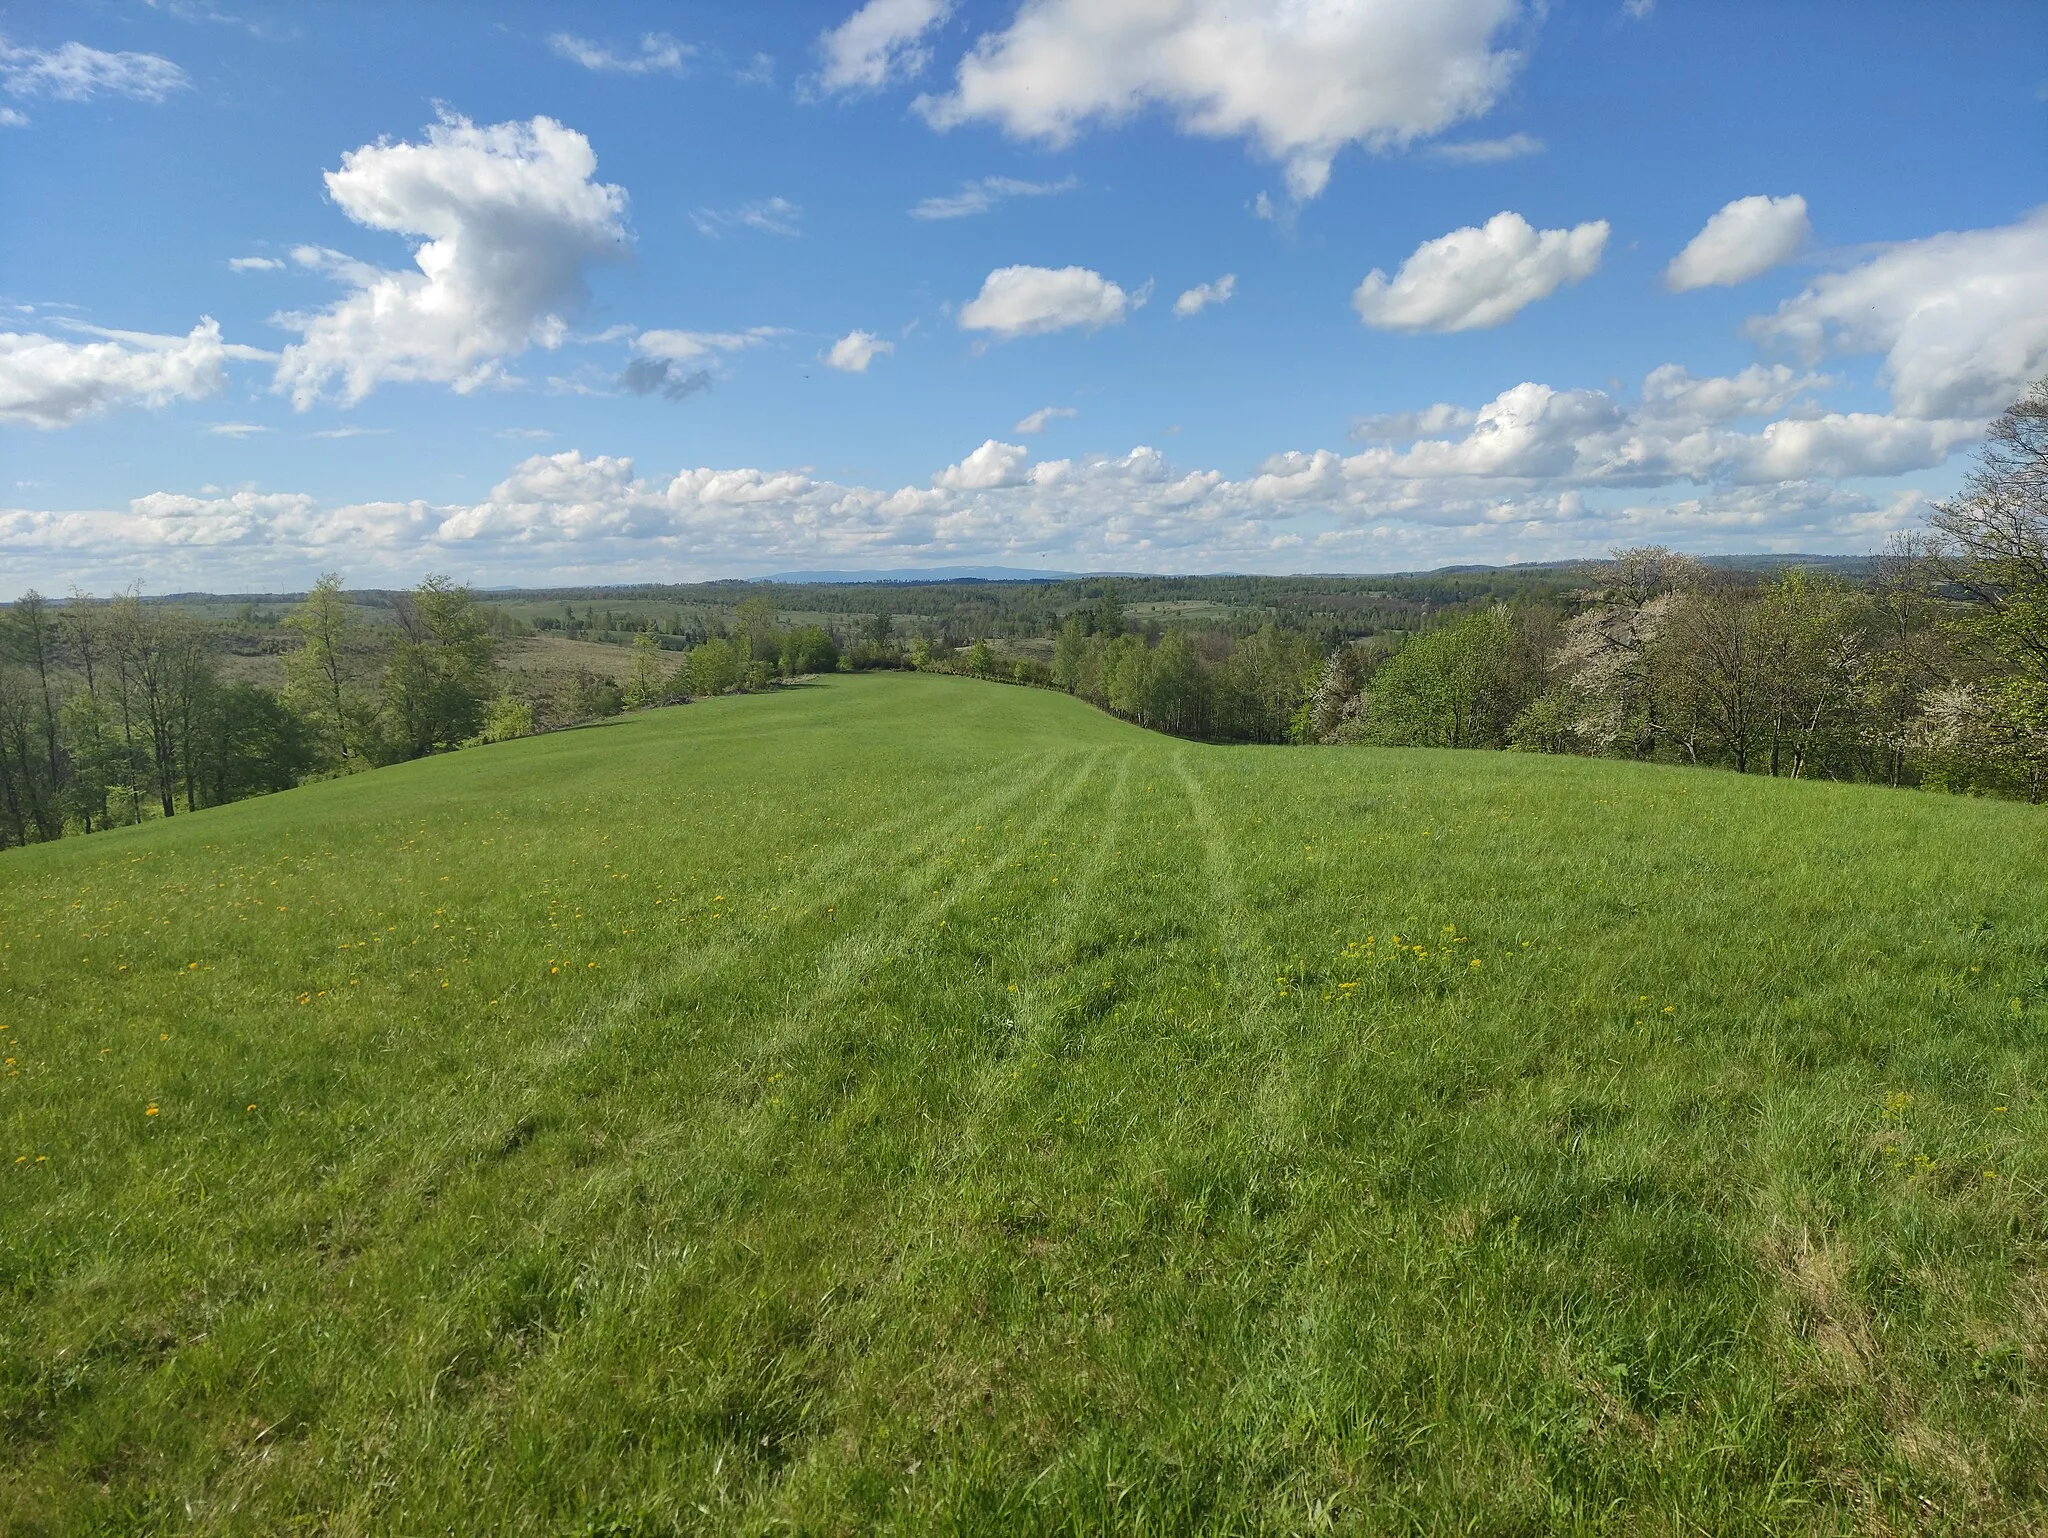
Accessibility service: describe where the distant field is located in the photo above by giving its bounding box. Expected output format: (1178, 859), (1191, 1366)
(211, 634), (641, 710)
(498, 632), (640, 682)
(3, 674), (2044, 1532)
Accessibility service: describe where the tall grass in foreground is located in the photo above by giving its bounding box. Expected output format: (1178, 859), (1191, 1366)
(3, 672), (2045, 1534)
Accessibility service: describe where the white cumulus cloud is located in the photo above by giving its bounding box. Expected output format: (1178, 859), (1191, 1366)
(272, 114), (629, 409)
(229, 255), (285, 272)
(933, 438), (1031, 489)
(1637, 362), (1821, 423)
(826, 330), (893, 372)
(818, 0), (952, 93)
(0, 319), (269, 429)
(917, 0), (1527, 200)
(1352, 211), (1608, 332)
(1749, 207), (2048, 420)
(0, 36), (188, 101)
(1665, 194), (1809, 291)
(1333, 368), (1975, 490)
(959, 265), (1136, 339)
(1173, 273), (1236, 317)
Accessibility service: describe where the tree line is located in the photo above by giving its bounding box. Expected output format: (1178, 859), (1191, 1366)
(906, 378), (2048, 797)
(0, 575), (503, 848)
(0, 591), (312, 844)
(1301, 381), (2048, 800)
(0, 581), (862, 850)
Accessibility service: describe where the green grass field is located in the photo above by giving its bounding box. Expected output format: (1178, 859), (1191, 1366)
(5, 673), (2045, 1534)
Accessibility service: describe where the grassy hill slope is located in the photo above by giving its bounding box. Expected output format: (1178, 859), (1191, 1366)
(4, 673), (2045, 1534)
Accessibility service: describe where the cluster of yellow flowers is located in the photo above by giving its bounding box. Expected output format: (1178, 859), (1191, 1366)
(1301, 924), (1497, 1001)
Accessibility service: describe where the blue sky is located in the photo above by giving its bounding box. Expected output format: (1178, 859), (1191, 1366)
(2, 0), (2045, 593)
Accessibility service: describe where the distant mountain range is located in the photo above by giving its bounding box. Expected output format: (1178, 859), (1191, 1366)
(1414, 553), (1878, 578)
(761, 554), (1877, 585)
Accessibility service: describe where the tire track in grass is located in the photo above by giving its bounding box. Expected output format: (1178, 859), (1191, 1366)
(388, 747), (1078, 1237)
(516, 747), (1104, 1169)
(643, 750), (1027, 968)
(1172, 749), (1326, 1167)
(682, 749), (1140, 1478)
(907, 744), (1154, 1246)
(992, 749), (1220, 1148)
(732, 747), (1111, 1081)
(510, 748), (1072, 1087)
(1172, 750), (1274, 1028)
(837, 747), (1253, 1491)
(957, 749), (1137, 1120)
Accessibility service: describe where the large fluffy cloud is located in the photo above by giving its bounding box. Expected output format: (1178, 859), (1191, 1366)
(0, 320), (270, 428)
(1750, 207), (2048, 419)
(1665, 194), (1809, 291)
(1353, 212), (1608, 332)
(916, 0), (1526, 199)
(817, 0), (952, 93)
(273, 114), (629, 407)
(958, 264), (1136, 339)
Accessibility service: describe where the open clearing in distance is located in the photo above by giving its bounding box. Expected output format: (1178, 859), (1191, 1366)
(4, 673), (2044, 1532)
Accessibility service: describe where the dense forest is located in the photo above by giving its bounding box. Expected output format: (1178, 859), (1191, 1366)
(3, 381), (2044, 846)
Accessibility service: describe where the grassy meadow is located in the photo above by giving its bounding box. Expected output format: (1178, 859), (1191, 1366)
(3, 672), (2046, 1533)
